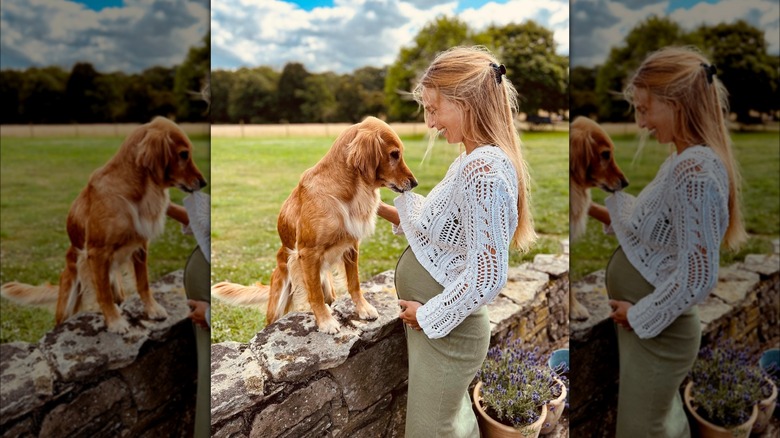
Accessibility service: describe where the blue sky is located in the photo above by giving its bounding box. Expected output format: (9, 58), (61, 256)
(68, 0), (124, 11)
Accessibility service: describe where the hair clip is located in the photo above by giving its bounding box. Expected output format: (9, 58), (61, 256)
(491, 63), (507, 84)
(701, 63), (717, 84)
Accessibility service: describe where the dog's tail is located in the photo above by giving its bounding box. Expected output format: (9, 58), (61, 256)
(1, 282), (59, 308)
(211, 281), (270, 306)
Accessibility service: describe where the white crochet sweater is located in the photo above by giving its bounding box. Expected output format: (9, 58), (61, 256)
(393, 146), (518, 339)
(605, 145), (729, 339)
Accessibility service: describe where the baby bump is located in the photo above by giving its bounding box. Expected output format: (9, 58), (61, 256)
(394, 246), (444, 303)
(605, 246), (654, 304)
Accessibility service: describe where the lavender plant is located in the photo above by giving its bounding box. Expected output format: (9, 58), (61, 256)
(689, 340), (765, 429)
(476, 339), (559, 430)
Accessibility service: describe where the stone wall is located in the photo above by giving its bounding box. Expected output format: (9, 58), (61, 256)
(210, 252), (570, 438)
(569, 248), (780, 438)
(0, 271), (198, 437)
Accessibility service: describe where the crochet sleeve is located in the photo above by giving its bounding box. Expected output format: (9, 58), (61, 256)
(416, 161), (517, 339)
(626, 159), (727, 339)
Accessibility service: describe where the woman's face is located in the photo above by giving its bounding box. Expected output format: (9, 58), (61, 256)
(422, 87), (468, 148)
(633, 87), (676, 145)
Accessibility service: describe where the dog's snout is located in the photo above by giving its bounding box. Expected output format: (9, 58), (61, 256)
(410, 178), (418, 190)
(621, 178), (629, 189)
(199, 178), (208, 190)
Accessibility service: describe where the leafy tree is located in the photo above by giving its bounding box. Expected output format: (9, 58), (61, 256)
(20, 66), (69, 123)
(298, 73), (338, 123)
(697, 20), (778, 124)
(174, 32), (210, 122)
(482, 21), (568, 116)
(336, 67), (388, 122)
(570, 66), (599, 120)
(385, 16), (472, 121)
(0, 70), (24, 124)
(227, 67), (279, 124)
(124, 67), (177, 122)
(595, 16), (697, 121)
(277, 62), (311, 123)
(210, 69), (233, 123)
(65, 62), (103, 123)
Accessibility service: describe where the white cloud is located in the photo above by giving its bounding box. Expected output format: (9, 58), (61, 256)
(670, 0), (780, 55)
(211, 0), (569, 73)
(571, 0), (780, 67)
(0, 0), (209, 72)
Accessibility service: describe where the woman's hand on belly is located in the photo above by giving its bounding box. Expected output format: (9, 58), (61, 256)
(609, 299), (633, 331)
(399, 299), (422, 331)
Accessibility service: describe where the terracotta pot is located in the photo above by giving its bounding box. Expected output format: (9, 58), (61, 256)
(752, 377), (778, 433)
(473, 381), (547, 438)
(540, 377), (567, 434)
(683, 381), (759, 438)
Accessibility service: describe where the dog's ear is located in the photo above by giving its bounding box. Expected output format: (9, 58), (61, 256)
(136, 121), (174, 182)
(570, 127), (592, 184)
(347, 125), (383, 181)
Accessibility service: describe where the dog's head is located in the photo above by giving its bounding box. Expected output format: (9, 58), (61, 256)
(135, 117), (207, 192)
(570, 117), (628, 193)
(344, 117), (417, 193)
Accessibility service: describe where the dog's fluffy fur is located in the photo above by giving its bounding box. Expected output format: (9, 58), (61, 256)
(212, 117), (417, 333)
(1, 117), (207, 333)
(569, 117), (628, 320)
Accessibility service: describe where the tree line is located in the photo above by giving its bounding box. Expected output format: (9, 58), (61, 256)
(0, 34), (209, 124)
(211, 17), (568, 124)
(3, 17), (776, 126)
(571, 17), (780, 124)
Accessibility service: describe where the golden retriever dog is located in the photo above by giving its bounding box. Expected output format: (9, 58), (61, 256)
(570, 116), (628, 320)
(212, 116), (417, 334)
(1, 117), (207, 334)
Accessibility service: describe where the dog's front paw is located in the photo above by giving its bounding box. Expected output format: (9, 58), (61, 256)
(570, 297), (590, 321)
(145, 301), (169, 320)
(357, 301), (379, 320)
(106, 316), (131, 334)
(317, 317), (341, 334)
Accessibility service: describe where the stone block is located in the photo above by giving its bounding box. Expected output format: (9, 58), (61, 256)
(118, 324), (197, 412)
(697, 296), (732, 326)
(212, 416), (247, 438)
(530, 254), (569, 278)
(486, 296), (521, 333)
(502, 267), (548, 306)
(570, 271), (611, 341)
(38, 289), (190, 382)
(250, 312), (360, 383)
(332, 288), (403, 344)
(711, 266), (760, 305)
(249, 377), (340, 438)
(211, 342), (271, 424)
(39, 377), (136, 437)
(742, 254), (780, 277)
(329, 335), (407, 411)
(0, 342), (55, 424)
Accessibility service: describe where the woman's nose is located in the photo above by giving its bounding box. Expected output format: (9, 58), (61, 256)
(427, 117), (435, 129)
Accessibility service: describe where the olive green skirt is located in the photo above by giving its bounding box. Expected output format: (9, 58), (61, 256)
(183, 246), (211, 438)
(606, 247), (700, 438)
(394, 246), (490, 438)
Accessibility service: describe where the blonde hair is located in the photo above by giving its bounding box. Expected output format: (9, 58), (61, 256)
(624, 46), (746, 250)
(412, 46), (536, 252)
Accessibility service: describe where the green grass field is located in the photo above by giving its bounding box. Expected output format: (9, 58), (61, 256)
(211, 131), (569, 342)
(0, 135), (211, 343)
(570, 131), (780, 281)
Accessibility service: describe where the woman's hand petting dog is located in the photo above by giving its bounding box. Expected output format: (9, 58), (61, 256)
(398, 299), (422, 331)
(608, 299), (633, 331)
